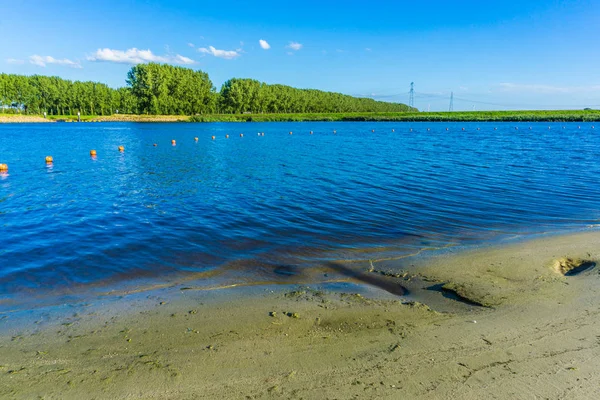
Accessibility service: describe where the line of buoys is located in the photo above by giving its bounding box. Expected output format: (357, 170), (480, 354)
(0, 163), (8, 172)
(118, 146), (124, 152)
(45, 156), (53, 164)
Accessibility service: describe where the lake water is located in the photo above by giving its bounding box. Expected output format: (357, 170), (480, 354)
(1, 122), (599, 308)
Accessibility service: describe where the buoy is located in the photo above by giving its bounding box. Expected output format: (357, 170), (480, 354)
(392, 129), (395, 132)
(578, 126), (581, 129)
(515, 127), (519, 130)
(494, 127), (497, 130)
(171, 140), (176, 145)
(226, 134), (229, 138)
(476, 128), (480, 131)
(446, 128), (449, 131)
(592, 126), (595, 129)
(0, 163), (7, 172)
(427, 128), (430, 131)
(333, 130), (337, 134)
(262, 132), (265, 136)
(372, 129), (375, 133)
(240, 133), (243, 137)
(548, 126), (551, 130)
(118, 146), (124, 152)
(289, 131), (293, 135)
(310, 131), (313, 135)
(258, 132), (261, 136)
(529, 127), (532, 130)
(90, 150), (97, 156)
(212, 136), (216, 140)
(410, 128), (413, 132)
(194, 137), (198, 141)
(45, 156), (53, 164)
(153, 143), (157, 147)
(462, 128), (465, 131)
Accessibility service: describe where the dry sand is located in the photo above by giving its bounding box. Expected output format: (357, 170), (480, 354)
(0, 115), (53, 123)
(1, 230), (600, 399)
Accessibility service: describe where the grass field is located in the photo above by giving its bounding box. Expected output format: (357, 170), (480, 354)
(2, 109), (600, 123)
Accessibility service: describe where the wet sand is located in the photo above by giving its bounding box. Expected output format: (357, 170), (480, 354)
(1, 230), (600, 399)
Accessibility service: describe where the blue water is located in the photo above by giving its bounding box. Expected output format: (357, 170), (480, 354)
(1, 122), (599, 306)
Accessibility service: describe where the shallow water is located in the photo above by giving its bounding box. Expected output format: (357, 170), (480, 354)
(1, 122), (599, 307)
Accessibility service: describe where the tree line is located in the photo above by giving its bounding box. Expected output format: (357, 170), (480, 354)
(0, 63), (414, 115)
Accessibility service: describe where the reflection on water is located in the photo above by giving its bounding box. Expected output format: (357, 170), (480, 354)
(1, 122), (600, 306)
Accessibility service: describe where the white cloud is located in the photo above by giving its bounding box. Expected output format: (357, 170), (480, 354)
(29, 55), (82, 68)
(188, 43), (195, 48)
(259, 39), (270, 50)
(197, 46), (240, 59)
(498, 82), (600, 94)
(87, 48), (195, 65)
(6, 58), (25, 65)
(286, 41), (302, 51)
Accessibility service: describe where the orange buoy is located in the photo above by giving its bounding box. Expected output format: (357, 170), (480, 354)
(171, 140), (176, 145)
(0, 163), (7, 172)
(194, 137), (199, 141)
(45, 156), (53, 164)
(153, 143), (157, 147)
(212, 136), (216, 140)
(90, 150), (97, 156)
(118, 146), (124, 152)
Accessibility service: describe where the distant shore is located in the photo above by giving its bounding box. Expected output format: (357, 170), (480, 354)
(1, 229), (600, 399)
(1, 109), (600, 124)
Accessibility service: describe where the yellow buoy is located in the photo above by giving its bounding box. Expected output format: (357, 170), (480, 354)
(171, 140), (176, 145)
(90, 150), (97, 156)
(194, 137), (198, 141)
(45, 156), (53, 164)
(0, 163), (8, 172)
(118, 146), (124, 152)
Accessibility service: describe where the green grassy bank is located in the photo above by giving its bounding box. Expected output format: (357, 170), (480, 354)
(3, 109), (600, 123)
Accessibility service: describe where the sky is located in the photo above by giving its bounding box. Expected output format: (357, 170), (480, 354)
(1, 0), (599, 111)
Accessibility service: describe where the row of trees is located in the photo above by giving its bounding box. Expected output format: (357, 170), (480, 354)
(0, 64), (414, 115)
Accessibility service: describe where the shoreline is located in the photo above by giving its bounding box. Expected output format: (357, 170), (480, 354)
(2, 230), (600, 398)
(2, 110), (600, 124)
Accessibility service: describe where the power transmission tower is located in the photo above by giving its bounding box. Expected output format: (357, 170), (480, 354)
(449, 92), (454, 112)
(409, 82), (414, 108)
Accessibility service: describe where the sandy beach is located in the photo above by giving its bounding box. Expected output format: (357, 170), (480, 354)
(1, 230), (599, 399)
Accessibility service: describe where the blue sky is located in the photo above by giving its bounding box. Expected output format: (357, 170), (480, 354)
(1, 0), (599, 111)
